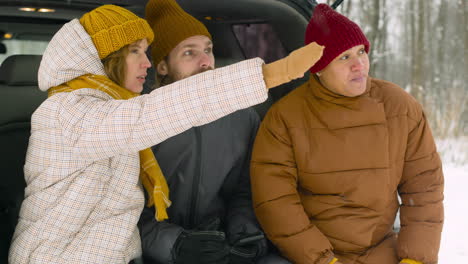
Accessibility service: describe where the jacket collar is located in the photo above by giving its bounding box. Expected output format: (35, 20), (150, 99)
(307, 74), (372, 109)
(304, 75), (386, 130)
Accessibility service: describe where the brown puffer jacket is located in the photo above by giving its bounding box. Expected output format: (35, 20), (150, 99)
(251, 76), (444, 264)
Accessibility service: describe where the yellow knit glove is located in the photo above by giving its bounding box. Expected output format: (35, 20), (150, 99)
(262, 42), (324, 89)
(329, 257), (339, 264)
(400, 259), (423, 264)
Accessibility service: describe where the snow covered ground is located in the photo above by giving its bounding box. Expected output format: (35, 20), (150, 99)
(435, 137), (468, 262)
(439, 163), (468, 263)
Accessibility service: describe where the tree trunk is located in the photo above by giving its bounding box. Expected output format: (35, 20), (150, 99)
(410, 0), (425, 102)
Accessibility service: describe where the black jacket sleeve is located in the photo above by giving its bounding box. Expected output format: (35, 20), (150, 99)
(223, 109), (267, 257)
(138, 206), (184, 264)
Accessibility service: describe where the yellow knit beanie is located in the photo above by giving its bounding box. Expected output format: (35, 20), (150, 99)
(145, 0), (212, 65)
(80, 4), (155, 60)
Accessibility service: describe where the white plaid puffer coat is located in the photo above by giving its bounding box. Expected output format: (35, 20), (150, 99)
(9, 19), (267, 264)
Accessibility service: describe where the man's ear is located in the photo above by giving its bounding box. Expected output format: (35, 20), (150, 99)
(156, 60), (169, 76)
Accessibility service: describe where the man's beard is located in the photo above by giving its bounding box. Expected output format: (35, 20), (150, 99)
(161, 67), (214, 86)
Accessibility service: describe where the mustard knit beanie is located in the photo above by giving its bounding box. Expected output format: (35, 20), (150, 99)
(80, 4), (154, 60)
(145, 0), (212, 65)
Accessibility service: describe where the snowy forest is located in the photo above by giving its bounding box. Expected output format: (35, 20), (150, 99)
(323, 0), (467, 165)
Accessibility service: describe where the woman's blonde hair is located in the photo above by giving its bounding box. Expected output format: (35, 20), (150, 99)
(102, 44), (129, 87)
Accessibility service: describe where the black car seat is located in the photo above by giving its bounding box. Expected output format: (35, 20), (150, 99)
(0, 54), (46, 263)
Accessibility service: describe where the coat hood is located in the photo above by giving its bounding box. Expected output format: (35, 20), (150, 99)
(38, 19), (106, 91)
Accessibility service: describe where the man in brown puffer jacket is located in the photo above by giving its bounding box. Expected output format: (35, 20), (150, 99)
(250, 4), (444, 264)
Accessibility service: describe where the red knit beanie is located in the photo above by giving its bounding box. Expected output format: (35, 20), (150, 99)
(305, 4), (370, 73)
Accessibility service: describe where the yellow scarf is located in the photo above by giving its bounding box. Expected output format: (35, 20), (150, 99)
(49, 74), (171, 221)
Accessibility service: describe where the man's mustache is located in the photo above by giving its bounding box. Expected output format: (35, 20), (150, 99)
(193, 67), (214, 75)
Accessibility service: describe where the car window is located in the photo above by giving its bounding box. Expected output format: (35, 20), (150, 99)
(232, 23), (288, 63)
(0, 39), (48, 64)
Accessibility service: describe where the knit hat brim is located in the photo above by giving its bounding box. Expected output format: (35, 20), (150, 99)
(90, 18), (154, 59)
(150, 19), (211, 65)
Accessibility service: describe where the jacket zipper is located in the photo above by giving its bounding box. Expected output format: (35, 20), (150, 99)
(189, 127), (202, 227)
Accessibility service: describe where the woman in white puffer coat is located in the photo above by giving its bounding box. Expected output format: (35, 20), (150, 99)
(9, 4), (324, 264)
